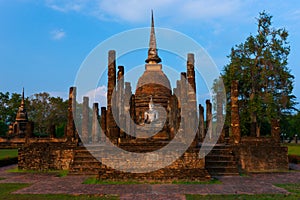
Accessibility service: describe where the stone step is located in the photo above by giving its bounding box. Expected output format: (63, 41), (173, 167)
(207, 167), (239, 174)
(205, 161), (237, 167)
(205, 155), (235, 162)
(204, 144), (239, 176)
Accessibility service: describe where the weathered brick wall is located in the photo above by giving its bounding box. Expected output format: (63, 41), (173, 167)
(96, 146), (209, 181)
(18, 142), (75, 170)
(233, 137), (288, 172)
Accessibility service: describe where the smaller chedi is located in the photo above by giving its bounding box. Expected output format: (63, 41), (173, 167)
(8, 88), (33, 138)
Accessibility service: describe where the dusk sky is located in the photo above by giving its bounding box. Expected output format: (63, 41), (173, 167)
(1, 1), (300, 108)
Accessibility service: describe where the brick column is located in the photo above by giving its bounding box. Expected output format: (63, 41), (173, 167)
(106, 50), (118, 138)
(217, 91), (225, 143)
(100, 107), (107, 142)
(206, 99), (212, 140)
(186, 53), (198, 141)
(130, 94), (136, 138)
(92, 103), (100, 143)
(231, 80), (240, 144)
(117, 66), (125, 138)
(198, 104), (205, 141)
(66, 87), (77, 141)
(271, 119), (280, 143)
(82, 96), (89, 143)
(124, 82), (132, 137)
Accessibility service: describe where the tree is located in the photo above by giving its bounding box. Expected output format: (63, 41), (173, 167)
(222, 11), (296, 136)
(0, 92), (22, 135)
(27, 92), (68, 136)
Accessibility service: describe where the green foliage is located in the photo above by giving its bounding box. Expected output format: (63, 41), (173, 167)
(0, 91), (68, 137)
(222, 11), (296, 136)
(281, 111), (300, 137)
(0, 92), (21, 124)
(27, 92), (68, 135)
(0, 120), (8, 136)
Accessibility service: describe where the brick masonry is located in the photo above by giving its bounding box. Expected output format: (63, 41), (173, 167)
(233, 137), (288, 172)
(18, 141), (76, 171)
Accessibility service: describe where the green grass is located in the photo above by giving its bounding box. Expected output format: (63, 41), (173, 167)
(0, 183), (119, 200)
(186, 183), (300, 200)
(0, 149), (18, 160)
(83, 177), (221, 185)
(6, 167), (69, 177)
(284, 143), (300, 156)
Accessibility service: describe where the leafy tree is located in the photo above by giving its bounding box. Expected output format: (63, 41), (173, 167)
(27, 92), (68, 136)
(222, 11), (296, 136)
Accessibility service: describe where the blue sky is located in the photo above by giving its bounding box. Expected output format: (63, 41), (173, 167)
(1, 0), (300, 108)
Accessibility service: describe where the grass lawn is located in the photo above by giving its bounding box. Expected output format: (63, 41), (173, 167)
(0, 183), (118, 200)
(0, 149), (18, 160)
(6, 166), (69, 177)
(186, 183), (300, 200)
(284, 143), (300, 156)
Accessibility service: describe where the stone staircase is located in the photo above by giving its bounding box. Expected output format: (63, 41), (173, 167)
(69, 146), (102, 175)
(69, 142), (240, 177)
(204, 144), (239, 176)
(119, 138), (169, 152)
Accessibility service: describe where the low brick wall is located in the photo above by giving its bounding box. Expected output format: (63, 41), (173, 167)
(233, 137), (288, 172)
(18, 142), (76, 171)
(96, 146), (210, 181)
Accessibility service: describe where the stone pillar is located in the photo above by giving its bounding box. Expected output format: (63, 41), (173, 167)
(198, 104), (205, 141)
(206, 100), (212, 140)
(187, 53), (196, 103)
(180, 72), (187, 106)
(124, 82), (132, 137)
(117, 66), (125, 137)
(186, 53), (198, 142)
(176, 80), (181, 108)
(100, 107), (107, 142)
(82, 96), (89, 143)
(92, 103), (100, 143)
(217, 91), (225, 143)
(130, 94), (136, 138)
(66, 87), (77, 141)
(107, 50), (118, 138)
(231, 80), (240, 144)
(271, 119), (280, 143)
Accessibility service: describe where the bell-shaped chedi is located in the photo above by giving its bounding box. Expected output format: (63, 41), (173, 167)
(134, 11), (172, 139)
(135, 11), (172, 123)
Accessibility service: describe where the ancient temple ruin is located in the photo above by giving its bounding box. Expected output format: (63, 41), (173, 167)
(0, 12), (289, 180)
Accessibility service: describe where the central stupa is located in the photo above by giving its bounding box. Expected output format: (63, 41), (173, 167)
(135, 11), (172, 134)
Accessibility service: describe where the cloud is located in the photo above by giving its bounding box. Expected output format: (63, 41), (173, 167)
(81, 85), (107, 107)
(44, 0), (247, 23)
(45, 0), (87, 12)
(50, 29), (66, 40)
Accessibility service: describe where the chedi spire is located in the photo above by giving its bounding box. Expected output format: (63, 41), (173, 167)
(145, 10), (161, 64)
